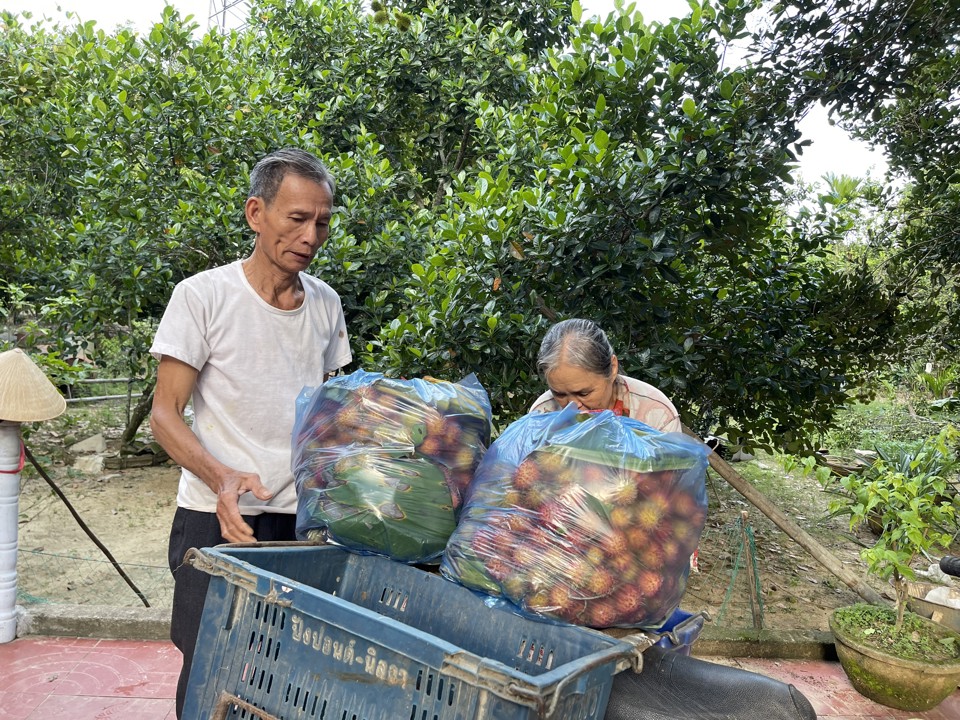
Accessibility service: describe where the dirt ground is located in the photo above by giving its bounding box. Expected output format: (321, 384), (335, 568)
(14, 421), (893, 632)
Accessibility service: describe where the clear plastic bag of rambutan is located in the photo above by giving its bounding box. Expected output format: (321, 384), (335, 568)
(292, 369), (493, 563)
(440, 403), (710, 628)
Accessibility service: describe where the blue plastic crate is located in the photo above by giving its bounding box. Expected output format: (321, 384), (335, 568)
(183, 544), (647, 720)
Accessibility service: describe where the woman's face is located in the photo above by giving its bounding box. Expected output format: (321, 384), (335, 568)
(545, 356), (618, 411)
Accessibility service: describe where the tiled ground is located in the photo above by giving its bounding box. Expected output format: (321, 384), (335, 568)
(0, 637), (178, 719)
(713, 656), (960, 720)
(0, 636), (958, 719)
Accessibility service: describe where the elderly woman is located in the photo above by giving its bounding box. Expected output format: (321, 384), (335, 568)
(527, 322), (816, 719)
(529, 318), (682, 433)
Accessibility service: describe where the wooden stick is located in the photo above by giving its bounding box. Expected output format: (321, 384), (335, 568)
(682, 425), (886, 606)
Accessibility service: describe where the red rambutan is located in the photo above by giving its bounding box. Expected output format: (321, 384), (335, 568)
(512, 458), (542, 489)
(585, 567), (616, 596)
(636, 569), (663, 597)
(584, 600), (620, 628)
(608, 505), (634, 530)
(613, 586), (646, 616)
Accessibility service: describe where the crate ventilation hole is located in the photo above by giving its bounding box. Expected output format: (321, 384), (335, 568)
(379, 585), (410, 611)
(517, 638), (554, 669)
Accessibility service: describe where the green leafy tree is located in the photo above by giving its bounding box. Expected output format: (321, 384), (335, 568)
(1, 0), (905, 451)
(351, 0), (900, 448)
(0, 13), (80, 297)
(756, 0), (960, 360)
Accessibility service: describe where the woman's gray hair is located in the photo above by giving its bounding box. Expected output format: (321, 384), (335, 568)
(536, 318), (617, 379)
(248, 147), (336, 204)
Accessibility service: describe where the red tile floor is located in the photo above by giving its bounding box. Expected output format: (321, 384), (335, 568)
(711, 656), (960, 720)
(0, 637), (177, 720)
(0, 636), (958, 719)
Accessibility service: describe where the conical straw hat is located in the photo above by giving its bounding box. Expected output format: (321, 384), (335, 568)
(0, 348), (67, 422)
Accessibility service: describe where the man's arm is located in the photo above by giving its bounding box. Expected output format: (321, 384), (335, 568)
(150, 355), (272, 543)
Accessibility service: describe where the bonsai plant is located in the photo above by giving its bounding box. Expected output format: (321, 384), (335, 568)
(824, 424), (960, 711)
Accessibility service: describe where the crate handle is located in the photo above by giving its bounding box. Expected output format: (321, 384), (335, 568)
(212, 691), (280, 720)
(185, 547), (259, 592)
(443, 633), (650, 718)
(539, 634), (651, 717)
(618, 632), (655, 671)
(186, 547), (299, 608)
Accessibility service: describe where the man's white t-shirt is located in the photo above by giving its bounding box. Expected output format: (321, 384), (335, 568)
(150, 260), (352, 514)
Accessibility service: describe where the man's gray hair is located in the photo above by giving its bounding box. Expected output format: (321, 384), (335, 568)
(248, 147), (336, 204)
(536, 318), (617, 379)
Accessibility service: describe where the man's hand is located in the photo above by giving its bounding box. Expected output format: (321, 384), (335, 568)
(216, 471), (274, 543)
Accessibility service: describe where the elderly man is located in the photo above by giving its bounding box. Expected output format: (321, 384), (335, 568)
(150, 147), (352, 718)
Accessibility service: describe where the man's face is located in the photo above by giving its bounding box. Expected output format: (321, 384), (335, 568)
(245, 173), (333, 275)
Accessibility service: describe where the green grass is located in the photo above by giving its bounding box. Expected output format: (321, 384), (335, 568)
(824, 395), (958, 456)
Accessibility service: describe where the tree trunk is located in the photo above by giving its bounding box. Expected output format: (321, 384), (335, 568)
(120, 377), (156, 447)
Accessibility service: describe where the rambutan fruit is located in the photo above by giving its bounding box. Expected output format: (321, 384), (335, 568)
(585, 567), (616, 596)
(625, 527), (650, 551)
(607, 477), (639, 506)
(334, 402), (364, 429)
(584, 600), (619, 628)
(442, 422), (463, 446)
(532, 448), (567, 474)
(608, 551), (635, 575)
(613, 586), (646, 616)
(483, 557), (512, 582)
(512, 458), (542, 490)
(500, 512), (535, 535)
(688, 506), (708, 528)
(660, 537), (683, 565)
(618, 561), (641, 584)
(545, 583), (576, 611)
(670, 490), (700, 518)
(638, 544), (666, 570)
(670, 519), (700, 551)
(423, 409), (446, 435)
(417, 435), (443, 458)
(553, 600), (585, 623)
(500, 488), (522, 507)
(502, 573), (530, 599)
(635, 499), (667, 532)
(636, 569), (663, 597)
(583, 545), (607, 568)
(580, 461), (610, 487)
(451, 446), (477, 469)
(525, 588), (551, 612)
(632, 471), (661, 497)
(567, 559), (594, 591)
(519, 480), (553, 510)
(538, 499), (572, 530)
(608, 505), (634, 530)
(511, 543), (543, 569)
(601, 529), (629, 556)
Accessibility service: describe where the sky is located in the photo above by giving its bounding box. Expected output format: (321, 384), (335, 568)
(3, 0), (889, 184)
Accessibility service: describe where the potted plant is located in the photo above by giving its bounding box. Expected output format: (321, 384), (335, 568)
(824, 424), (960, 711)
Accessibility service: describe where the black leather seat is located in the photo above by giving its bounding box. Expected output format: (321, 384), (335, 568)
(604, 646), (817, 720)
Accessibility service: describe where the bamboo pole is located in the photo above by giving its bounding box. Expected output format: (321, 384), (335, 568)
(682, 425), (886, 606)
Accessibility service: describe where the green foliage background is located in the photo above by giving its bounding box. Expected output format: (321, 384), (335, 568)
(2, 0), (949, 450)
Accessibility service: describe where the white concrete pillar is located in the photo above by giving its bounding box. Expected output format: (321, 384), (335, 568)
(0, 421), (22, 643)
(0, 348), (66, 643)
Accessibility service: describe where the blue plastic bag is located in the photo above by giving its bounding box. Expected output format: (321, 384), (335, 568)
(292, 369), (492, 563)
(441, 404), (709, 628)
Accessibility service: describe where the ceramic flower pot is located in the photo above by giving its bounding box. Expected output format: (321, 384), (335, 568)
(830, 605), (960, 711)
